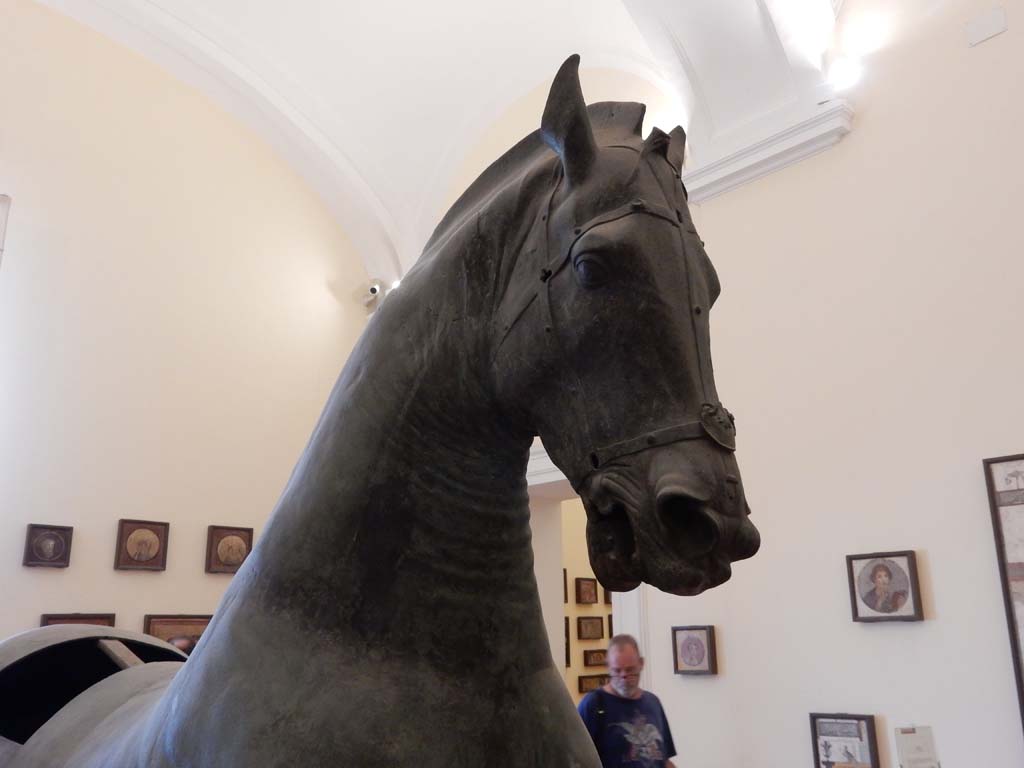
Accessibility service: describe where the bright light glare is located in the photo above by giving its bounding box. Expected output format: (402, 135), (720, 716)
(390, 280), (401, 290)
(766, 0), (837, 68)
(827, 57), (863, 90)
(839, 11), (891, 57)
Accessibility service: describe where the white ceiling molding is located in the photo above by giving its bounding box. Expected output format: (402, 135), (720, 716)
(527, 443), (569, 490)
(39, 0), (854, 284)
(684, 99), (853, 203)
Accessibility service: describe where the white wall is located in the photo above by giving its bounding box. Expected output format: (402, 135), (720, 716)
(0, 0), (368, 639)
(642, 0), (1024, 765)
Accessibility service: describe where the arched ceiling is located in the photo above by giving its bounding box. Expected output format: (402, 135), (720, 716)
(40, 0), (852, 285)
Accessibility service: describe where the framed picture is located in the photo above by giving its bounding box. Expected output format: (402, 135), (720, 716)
(114, 519), (169, 571)
(143, 614), (212, 654)
(575, 577), (598, 604)
(604, 587), (613, 605)
(578, 674), (609, 694)
(672, 625), (717, 675)
(40, 613), (115, 627)
(809, 713), (879, 768)
(577, 616), (604, 640)
(846, 550), (923, 622)
(23, 524), (73, 568)
(205, 525), (253, 574)
(608, 613), (613, 637)
(985, 453), (1024, 735)
(563, 568), (568, 604)
(583, 649), (607, 667)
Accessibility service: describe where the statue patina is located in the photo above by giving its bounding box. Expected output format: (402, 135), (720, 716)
(0, 55), (760, 767)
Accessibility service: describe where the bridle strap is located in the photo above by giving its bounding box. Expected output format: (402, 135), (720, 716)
(589, 402), (738, 469)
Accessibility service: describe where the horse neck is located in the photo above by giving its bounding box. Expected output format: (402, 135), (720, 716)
(232, 207), (548, 663)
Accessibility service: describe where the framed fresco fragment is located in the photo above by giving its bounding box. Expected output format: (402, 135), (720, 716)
(40, 613), (115, 627)
(603, 587), (613, 605)
(577, 616), (603, 641)
(114, 519), (169, 571)
(577, 674), (609, 694)
(563, 568), (568, 604)
(205, 525), (253, 574)
(143, 614), (212, 655)
(671, 625), (717, 675)
(583, 649), (607, 667)
(985, 453), (1024, 734)
(608, 613), (613, 637)
(846, 550), (923, 622)
(809, 713), (879, 768)
(575, 577), (598, 604)
(23, 524), (73, 568)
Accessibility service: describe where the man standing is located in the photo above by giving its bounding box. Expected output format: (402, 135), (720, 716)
(577, 634), (677, 768)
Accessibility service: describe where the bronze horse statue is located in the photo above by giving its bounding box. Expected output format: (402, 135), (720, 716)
(0, 56), (759, 767)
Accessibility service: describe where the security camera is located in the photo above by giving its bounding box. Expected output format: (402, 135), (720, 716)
(363, 279), (384, 306)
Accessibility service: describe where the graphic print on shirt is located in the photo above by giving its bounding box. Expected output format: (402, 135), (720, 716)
(615, 714), (665, 765)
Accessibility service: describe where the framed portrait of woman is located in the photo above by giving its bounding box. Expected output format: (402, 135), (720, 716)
(845, 550), (923, 622)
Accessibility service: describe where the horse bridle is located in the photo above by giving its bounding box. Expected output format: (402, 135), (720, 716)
(497, 157), (738, 477)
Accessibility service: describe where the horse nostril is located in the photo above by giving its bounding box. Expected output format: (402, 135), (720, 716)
(657, 492), (720, 558)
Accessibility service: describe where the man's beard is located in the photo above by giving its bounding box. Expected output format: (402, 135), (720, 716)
(610, 678), (639, 698)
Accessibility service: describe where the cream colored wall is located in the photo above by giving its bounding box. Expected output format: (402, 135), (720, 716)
(562, 499), (613, 705)
(645, 1), (1024, 766)
(0, 0), (368, 639)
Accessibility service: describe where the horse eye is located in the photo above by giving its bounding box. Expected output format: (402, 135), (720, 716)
(574, 255), (608, 288)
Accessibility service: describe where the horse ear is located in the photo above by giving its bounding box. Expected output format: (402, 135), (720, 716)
(643, 126), (687, 175)
(667, 126), (687, 171)
(541, 55), (597, 186)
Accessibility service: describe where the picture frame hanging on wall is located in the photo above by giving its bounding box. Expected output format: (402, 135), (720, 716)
(575, 577), (598, 604)
(809, 713), (879, 768)
(845, 550), (923, 622)
(40, 613), (115, 627)
(671, 625), (717, 675)
(577, 674), (610, 694)
(143, 614), (213, 653)
(205, 525), (253, 574)
(23, 524), (73, 568)
(114, 519), (169, 571)
(984, 452), (1024, 735)
(577, 616), (603, 640)
(583, 649), (607, 667)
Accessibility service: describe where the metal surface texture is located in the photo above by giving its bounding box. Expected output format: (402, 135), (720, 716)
(1, 55), (759, 767)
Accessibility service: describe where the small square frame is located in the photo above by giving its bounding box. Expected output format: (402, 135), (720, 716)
(578, 674), (610, 694)
(672, 625), (717, 675)
(577, 616), (604, 640)
(809, 712), (880, 768)
(575, 577), (598, 604)
(23, 524), (73, 568)
(846, 550), (923, 622)
(40, 613), (115, 627)
(205, 525), (254, 573)
(583, 648), (607, 667)
(114, 519), (169, 571)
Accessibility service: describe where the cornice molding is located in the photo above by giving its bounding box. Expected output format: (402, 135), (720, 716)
(684, 100), (854, 203)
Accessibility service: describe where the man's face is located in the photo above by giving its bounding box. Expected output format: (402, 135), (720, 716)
(607, 644), (644, 698)
(873, 569), (890, 589)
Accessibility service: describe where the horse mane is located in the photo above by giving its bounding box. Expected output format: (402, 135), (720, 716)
(422, 101), (648, 258)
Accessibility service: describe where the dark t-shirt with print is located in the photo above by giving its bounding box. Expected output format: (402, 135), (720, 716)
(578, 688), (676, 768)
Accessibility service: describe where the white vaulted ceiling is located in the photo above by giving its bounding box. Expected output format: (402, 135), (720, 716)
(39, 0), (852, 284)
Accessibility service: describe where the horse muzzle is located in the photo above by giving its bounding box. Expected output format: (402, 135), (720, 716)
(578, 441), (760, 597)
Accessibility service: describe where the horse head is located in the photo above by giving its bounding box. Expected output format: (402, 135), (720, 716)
(494, 56), (760, 597)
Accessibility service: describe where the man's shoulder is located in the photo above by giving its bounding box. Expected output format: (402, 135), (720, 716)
(578, 689), (604, 714)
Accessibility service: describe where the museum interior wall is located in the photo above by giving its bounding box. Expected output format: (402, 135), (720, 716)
(3, 0), (1024, 766)
(0, 0), (370, 638)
